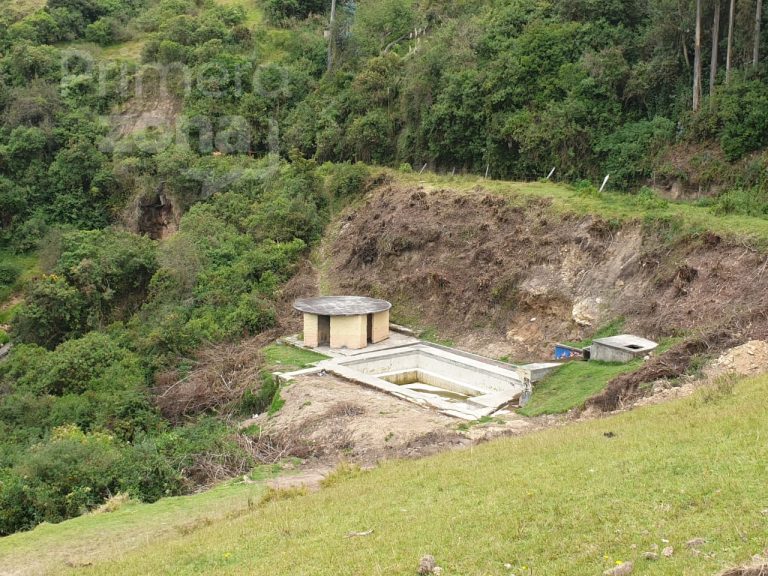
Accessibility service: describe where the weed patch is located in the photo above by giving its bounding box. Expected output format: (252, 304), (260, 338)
(321, 462), (364, 489)
(418, 327), (454, 347)
(259, 486), (308, 505)
(457, 416), (503, 431)
(697, 374), (738, 405)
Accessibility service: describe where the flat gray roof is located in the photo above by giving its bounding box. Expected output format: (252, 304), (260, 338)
(592, 334), (658, 352)
(293, 296), (392, 316)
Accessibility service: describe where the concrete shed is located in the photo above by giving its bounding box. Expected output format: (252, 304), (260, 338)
(294, 296), (392, 350)
(591, 334), (658, 363)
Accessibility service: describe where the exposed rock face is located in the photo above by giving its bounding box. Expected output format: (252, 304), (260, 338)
(572, 297), (603, 327)
(137, 189), (177, 240)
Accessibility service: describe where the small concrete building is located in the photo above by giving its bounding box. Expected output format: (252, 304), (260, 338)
(294, 296), (392, 350)
(590, 334), (658, 363)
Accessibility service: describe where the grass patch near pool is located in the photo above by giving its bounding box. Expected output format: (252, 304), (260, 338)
(262, 342), (328, 371)
(520, 337), (681, 417)
(518, 360), (640, 416)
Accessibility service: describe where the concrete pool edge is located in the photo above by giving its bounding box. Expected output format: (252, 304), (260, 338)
(276, 343), (556, 421)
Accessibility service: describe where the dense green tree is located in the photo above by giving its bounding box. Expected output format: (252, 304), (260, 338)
(265, 0), (327, 23)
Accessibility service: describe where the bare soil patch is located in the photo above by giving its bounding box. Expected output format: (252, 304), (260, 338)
(250, 372), (542, 470)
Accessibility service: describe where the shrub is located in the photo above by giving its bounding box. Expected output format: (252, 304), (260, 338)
(31, 332), (138, 396)
(12, 276), (87, 348)
(0, 426), (125, 535)
(224, 293), (277, 337)
(240, 371), (282, 416)
(574, 179), (600, 197)
(264, 0), (326, 23)
(595, 117), (675, 190)
(712, 187), (768, 218)
(0, 263), (21, 286)
(14, 230), (159, 345)
(11, 214), (48, 253)
(718, 79), (768, 161)
(150, 418), (254, 488)
(0, 473), (37, 535)
(248, 193), (326, 244)
(119, 440), (183, 503)
(85, 17), (118, 46)
(636, 187), (669, 210)
(346, 110), (395, 164)
(324, 162), (370, 200)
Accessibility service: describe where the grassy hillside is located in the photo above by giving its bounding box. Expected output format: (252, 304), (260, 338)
(8, 373), (756, 575)
(396, 170), (768, 248)
(0, 473), (274, 576)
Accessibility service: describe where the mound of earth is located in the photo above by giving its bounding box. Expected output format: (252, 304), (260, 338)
(705, 340), (768, 379)
(601, 339), (768, 411)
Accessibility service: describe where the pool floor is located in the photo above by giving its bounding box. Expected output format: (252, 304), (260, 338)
(390, 381), (471, 402)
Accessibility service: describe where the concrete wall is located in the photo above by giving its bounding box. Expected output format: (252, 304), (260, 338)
(371, 310), (390, 343)
(303, 313), (319, 348)
(517, 363), (562, 383)
(591, 343), (634, 363)
(330, 314), (368, 349)
(304, 310), (389, 350)
(342, 348), (521, 394)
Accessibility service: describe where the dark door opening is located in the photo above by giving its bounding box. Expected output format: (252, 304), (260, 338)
(318, 315), (331, 346)
(367, 313), (373, 344)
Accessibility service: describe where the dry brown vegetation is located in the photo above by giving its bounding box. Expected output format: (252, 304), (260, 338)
(153, 333), (274, 422)
(719, 563), (768, 576)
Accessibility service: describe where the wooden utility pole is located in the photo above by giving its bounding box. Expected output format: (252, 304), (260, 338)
(693, 0), (703, 111)
(327, 0), (337, 72)
(710, 0), (721, 99)
(754, 0), (763, 67)
(726, 0), (736, 82)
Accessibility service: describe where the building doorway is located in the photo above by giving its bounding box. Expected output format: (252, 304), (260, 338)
(318, 315), (331, 346)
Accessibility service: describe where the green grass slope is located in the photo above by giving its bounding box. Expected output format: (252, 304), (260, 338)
(518, 360), (642, 417)
(395, 170), (768, 248)
(0, 477), (272, 576)
(47, 374), (768, 576)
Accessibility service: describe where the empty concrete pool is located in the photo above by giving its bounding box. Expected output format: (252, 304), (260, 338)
(282, 344), (531, 420)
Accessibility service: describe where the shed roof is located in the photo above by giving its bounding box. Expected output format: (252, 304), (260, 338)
(293, 296), (392, 316)
(592, 334), (658, 352)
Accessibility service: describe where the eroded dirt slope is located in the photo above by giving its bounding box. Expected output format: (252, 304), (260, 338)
(307, 179), (768, 369)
